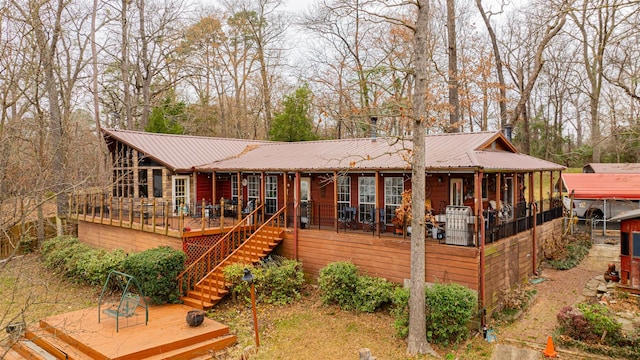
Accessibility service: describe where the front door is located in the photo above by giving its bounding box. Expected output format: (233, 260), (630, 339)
(172, 176), (190, 215)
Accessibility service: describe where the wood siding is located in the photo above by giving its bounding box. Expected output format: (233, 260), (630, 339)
(274, 229), (479, 289)
(484, 218), (562, 315)
(78, 221), (182, 253)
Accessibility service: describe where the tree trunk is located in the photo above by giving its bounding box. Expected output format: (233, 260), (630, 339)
(28, 0), (69, 229)
(407, 1), (436, 356)
(91, 0), (101, 132)
(121, 0), (132, 129)
(446, 0), (459, 131)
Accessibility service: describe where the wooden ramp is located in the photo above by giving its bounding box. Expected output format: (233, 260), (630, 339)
(8, 304), (236, 360)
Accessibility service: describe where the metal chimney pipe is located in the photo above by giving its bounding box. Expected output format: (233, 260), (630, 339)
(503, 123), (513, 142)
(370, 116), (378, 142)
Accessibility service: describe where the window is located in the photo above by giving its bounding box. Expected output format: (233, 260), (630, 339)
(482, 177), (488, 200)
(153, 169), (163, 198)
(231, 175), (239, 203)
(385, 177), (403, 225)
(247, 175), (260, 204)
(265, 176), (277, 214)
(450, 178), (463, 206)
(138, 169), (148, 198)
(337, 176), (351, 215)
(358, 177), (375, 222)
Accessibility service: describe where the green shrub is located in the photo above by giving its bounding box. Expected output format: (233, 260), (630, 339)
(223, 258), (305, 305)
(390, 287), (410, 338)
(549, 239), (591, 270)
(259, 258), (305, 305)
(354, 276), (395, 313)
(425, 283), (477, 345)
(390, 283), (477, 345)
(318, 261), (359, 310)
(77, 249), (127, 286)
(122, 246), (186, 304)
(577, 303), (622, 344)
(42, 236), (82, 270)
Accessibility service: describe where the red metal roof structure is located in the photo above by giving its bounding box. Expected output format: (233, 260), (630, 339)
(562, 173), (640, 199)
(583, 163), (640, 174)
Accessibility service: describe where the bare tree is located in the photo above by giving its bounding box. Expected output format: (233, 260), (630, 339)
(475, 0), (509, 129)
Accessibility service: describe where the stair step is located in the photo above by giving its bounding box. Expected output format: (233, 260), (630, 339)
(144, 334), (237, 360)
(181, 297), (216, 310)
(187, 288), (222, 300)
(20, 340), (57, 360)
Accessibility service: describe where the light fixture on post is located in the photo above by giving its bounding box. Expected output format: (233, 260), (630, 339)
(242, 268), (260, 349)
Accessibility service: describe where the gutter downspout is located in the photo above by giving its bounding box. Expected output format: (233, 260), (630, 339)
(532, 202), (538, 276)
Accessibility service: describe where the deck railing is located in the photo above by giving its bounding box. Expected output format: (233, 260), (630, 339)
(176, 203), (265, 307)
(68, 193), (245, 234)
(177, 205), (285, 309)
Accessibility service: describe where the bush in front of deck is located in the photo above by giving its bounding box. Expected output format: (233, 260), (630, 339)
(391, 283), (477, 346)
(318, 261), (395, 313)
(223, 258), (305, 305)
(42, 236), (126, 286)
(122, 246), (186, 304)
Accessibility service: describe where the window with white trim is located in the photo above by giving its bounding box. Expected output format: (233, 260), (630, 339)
(247, 175), (260, 206)
(385, 177), (403, 225)
(231, 175), (239, 203)
(450, 178), (463, 206)
(337, 176), (351, 215)
(358, 177), (375, 222)
(265, 175), (277, 214)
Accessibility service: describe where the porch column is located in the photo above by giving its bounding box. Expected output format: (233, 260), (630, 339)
(538, 172), (544, 213)
(133, 149), (139, 198)
(284, 172), (289, 228)
(212, 171), (217, 209)
(294, 171), (300, 259)
(261, 172), (265, 222)
(333, 171), (338, 232)
(237, 172), (243, 221)
(549, 170), (553, 210)
(528, 172), (534, 215)
(474, 171), (482, 241)
(495, 174), (502, 223)
(375, 171), (380, 236)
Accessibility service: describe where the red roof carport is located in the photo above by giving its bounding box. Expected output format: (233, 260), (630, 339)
(562, 173), (640, 200)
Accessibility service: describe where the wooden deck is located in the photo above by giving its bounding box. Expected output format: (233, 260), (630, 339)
(7, 304), (236, 360)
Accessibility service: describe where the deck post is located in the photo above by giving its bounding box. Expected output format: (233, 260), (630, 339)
(333, 171), (338, 232)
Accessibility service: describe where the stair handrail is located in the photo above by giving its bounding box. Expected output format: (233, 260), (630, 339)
(177, 203), (264, 300)
(179, 206), (285, 309)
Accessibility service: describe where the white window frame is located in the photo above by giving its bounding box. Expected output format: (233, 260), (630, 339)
(358, 177), (375, 222)
(337, 176), (351, 215)
(231, 175), (239, 203)
(247, 175), (260, 204)
(172, 175), (190, 215)
(265, 175), (278, 214)
(385, 177), (404, 225)
(450, 178), (464, 206)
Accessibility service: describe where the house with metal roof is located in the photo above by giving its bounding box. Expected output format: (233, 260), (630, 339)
(71, 128), (566, 319)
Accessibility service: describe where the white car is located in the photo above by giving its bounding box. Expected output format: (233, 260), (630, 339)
(563, 196), (640, 219)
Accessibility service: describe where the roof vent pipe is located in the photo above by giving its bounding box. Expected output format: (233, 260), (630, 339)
(370, 116), (378, 142)
(503, 123), (513, 142)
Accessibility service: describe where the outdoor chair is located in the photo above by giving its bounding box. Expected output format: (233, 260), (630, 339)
(363, 208), (385, 232)
(338, 207), (357, 229)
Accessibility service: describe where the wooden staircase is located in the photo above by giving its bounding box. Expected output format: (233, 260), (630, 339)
(178, 206), (285, 310)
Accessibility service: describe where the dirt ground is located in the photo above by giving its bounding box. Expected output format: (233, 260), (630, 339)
(495, 261), (601, 345)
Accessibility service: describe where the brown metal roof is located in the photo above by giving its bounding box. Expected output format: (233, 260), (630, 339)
(583, 163), (640, 174)
(102, 128), (270, 172)
(201, 131), (565, 173)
